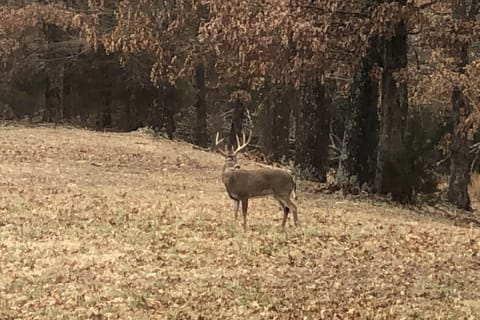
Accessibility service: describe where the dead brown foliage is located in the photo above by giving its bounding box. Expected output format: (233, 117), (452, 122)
(1, 125), (479, 319)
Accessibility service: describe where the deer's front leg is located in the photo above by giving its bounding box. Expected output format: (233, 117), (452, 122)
(232, 200), (239, 220)
(241, 198), (248, 231)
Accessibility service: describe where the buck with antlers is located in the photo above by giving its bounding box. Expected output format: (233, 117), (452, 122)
(214, 131), (298, 231)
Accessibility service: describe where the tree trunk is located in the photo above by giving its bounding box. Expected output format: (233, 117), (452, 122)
(43, 24), (64, 123)
(163, 83), (176, 140)
(146, 87), (160, 131)
(447, 0), (473, 211)
(448, 85), (472, 210)
(374, 11), (410, 202)
(126, 90), (139, 131)
(259, 82), (274, 158)
(63, 78), (71, 120)
(229, 95), (245, 150)
(96, 75), (112, 129)
(258, 83), (293, 162)
(337, 40), (379, 190)
(101, 89), (112, 128)
(194, 62), (208, 147)
(271, 88), (292, 162)
(295, 78), (330, 182)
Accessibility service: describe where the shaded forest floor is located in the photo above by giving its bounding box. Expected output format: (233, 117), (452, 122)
(1, 124), (480, 319)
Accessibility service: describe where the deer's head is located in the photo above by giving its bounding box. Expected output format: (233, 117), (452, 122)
(214, 131), (252, 171)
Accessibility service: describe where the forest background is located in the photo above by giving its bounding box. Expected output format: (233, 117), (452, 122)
(1, 0), (480, 210)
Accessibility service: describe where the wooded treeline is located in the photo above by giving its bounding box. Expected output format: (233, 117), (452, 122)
(1, 0), (480, 209)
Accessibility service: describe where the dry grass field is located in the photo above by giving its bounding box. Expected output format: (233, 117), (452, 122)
(1, 125), (480, 319)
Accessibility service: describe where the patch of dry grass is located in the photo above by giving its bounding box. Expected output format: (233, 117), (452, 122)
(1, 125), (480, 319)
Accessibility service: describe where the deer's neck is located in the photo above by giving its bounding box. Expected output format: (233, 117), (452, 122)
(222, 164), (236, 185)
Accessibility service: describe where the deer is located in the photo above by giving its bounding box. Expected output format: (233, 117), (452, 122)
(214, 130), (298, 231)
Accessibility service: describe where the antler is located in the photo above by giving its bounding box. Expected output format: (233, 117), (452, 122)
(215, 132), (224, 146)
(214, 132), (228, 156)
(233, 130), (252, 156)
(232, 109), (253, 156)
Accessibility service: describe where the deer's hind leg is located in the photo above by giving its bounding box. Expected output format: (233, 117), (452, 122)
(276, 195), (298, 228)
(285, 198), (298, 226)
(275, 196), (290, 230)
(281, 205), (289, 230)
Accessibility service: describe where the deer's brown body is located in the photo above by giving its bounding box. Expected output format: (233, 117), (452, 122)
(215, 133), (298, 230)
(222, 167), (296, 200)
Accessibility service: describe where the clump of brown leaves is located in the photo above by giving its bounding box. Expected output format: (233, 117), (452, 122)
(0, 125), (479, 319)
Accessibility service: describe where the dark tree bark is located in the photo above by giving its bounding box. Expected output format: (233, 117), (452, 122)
(260, 112), (273, 158)
(271, 88), (292, 162)
(44, 62), (65, 122)
(259, 83), (274, 158)
(153, 81), (176, 138)
(374, 8), (410, 202)
(447, 0), (474, 211)
(63, 78), (71, 120)
(229, 94), (246, 150)
(163, 83), (176, 140)
(125, 90), (139, 131)
(295, 78), (331, 182)
(149, 85), (164, 131)
(96, 73), (112, 129)
(258, 83), (293, 162)
(194, 62), (208, 147)
(101, 88), (112, 128)
(336, 40), (379, 189)
(448, 84), (472, 210)
(43, 24), (64, 123)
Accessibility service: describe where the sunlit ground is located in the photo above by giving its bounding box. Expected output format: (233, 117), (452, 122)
(0, 125), (479, 319)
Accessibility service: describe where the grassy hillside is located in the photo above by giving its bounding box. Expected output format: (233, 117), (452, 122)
(0, 125), (479, 319)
